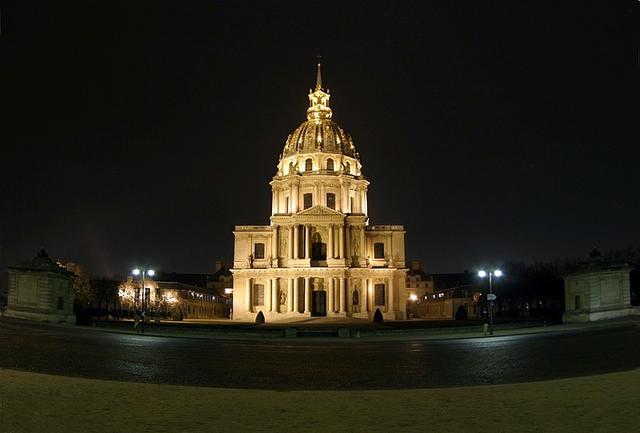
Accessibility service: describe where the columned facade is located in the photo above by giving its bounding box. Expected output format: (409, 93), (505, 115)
(231, 64), (408, 321)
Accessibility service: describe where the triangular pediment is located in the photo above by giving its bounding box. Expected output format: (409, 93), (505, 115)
(295, 205), (344, 217)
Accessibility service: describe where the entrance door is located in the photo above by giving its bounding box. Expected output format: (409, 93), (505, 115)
(311, 291), (327, 316)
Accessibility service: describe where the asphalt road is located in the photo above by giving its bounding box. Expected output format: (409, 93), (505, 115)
(1, 319), (639, 390)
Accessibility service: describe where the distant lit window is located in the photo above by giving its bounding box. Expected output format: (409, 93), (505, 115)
(374, 242), (385, 259)
(253, 284), (264, 306)
(374, 283), (386, 306)
(305, 158), (313, 172)
(327, 193), (336, 210)
(303, 193), (313, 209)
(327, 158), (334, 171)
(254, 243), (265, 259)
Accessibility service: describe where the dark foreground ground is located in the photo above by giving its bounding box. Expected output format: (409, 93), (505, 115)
(1, 318), (639, 390)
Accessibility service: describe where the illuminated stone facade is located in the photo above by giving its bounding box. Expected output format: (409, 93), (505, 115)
(117, 278), (229, 319)
(563, 254), (637, 323)
(231, 65), (407, 321)
(5, 250), (76, 323)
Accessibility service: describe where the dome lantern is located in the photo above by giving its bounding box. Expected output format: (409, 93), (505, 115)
(281, 63), (359, 160)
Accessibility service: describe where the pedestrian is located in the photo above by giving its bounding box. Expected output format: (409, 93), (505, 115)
(483, 322), (489, 336)
(140, 311), (146, 334)
(133, 310), (140, 332)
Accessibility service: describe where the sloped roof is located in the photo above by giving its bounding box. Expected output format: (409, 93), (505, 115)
(8, 249), (75, 277)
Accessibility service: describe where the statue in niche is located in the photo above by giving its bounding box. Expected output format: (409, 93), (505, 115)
(280, 290), (287, 305)
(247, 254), (254, 268)
(352, 288), (360, 313)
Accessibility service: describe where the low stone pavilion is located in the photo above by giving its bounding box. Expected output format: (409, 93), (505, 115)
(563, 248), (637, 323)
(5, 249), (76, 323)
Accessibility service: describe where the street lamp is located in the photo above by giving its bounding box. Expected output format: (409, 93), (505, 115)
(132, 267), (155, 314)
(478, 269), (502, 335)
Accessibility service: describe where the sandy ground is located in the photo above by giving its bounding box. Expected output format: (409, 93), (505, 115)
(1, 368), (639, 433)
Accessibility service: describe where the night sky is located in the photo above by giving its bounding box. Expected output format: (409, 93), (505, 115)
(2, 1), (638, 280)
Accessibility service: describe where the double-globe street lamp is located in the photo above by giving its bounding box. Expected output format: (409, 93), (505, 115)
(132, 267), (155, 315)
(478, 269), (503, 335)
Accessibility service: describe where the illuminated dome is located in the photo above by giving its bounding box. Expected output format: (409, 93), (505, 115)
(281, 64), (359, 159)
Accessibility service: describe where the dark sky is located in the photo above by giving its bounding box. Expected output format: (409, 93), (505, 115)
(1, 1), (639, 279)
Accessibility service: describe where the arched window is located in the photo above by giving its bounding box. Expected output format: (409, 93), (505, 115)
(289, 162), (295, 175)
(326, 193), (336, 210)
(254, 243), (265, 259)
(374, 283), (386, 306)
(326, 158), (334, 171)
(311, 232), (326, 260)
(252, 284), (264, 306)
(374, 242), (385, 259)
(305, 158), (313, 172)
(303, 193), (313, 209)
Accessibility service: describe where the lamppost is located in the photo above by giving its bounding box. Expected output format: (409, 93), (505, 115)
(478, 269), (502, 335)
(132, 267), (155, 315)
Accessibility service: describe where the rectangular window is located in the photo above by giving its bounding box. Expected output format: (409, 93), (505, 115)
(253, 284), (265, 306)
(374, 283), (386, 306)
(303, 193), (313, 209)
(575, 295), (581, 310)
(374, 242), (385, 259)
(57, 296), (64, 309)
(254, 243), (265, 259)
(326, 193), (336, 210)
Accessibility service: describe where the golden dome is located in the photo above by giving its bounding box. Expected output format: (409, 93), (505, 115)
(281, 63), (359, 159)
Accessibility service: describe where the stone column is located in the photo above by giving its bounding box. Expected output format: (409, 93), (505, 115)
(362, 189), (368, 215)
(287, 278), (293, 313)
(292, 183), (299, 213)
(272, 226), (278, 263)
(245, 278), (252, 312)
(327, 224), (333, 259)
(365, 278), (371, 312)
(271, 190), (276, 215)
(293, 277), (299, 313)
(304, 276), (310, 314)
(328, 278), (334, 313)
(271, 278), (278, 313)
(339, 277), (346, 313)
(359, 228), (366, 265)
(304, 225), (311, 259)
(288, 226), (293, 259)
(265, 279), (271, 312)
(388, 275), (394, 315)
(345, 224), (351, 263)
(293, 224), (299, 259)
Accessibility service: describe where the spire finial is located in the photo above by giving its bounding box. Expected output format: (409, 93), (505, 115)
(315, 55), (323, 91)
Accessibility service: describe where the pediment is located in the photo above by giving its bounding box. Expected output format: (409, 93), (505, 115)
(295, 205), (344, 217)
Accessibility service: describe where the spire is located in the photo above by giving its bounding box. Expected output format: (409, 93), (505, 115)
(315, 62), (323, 91)
(307, 58), (332, 121)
